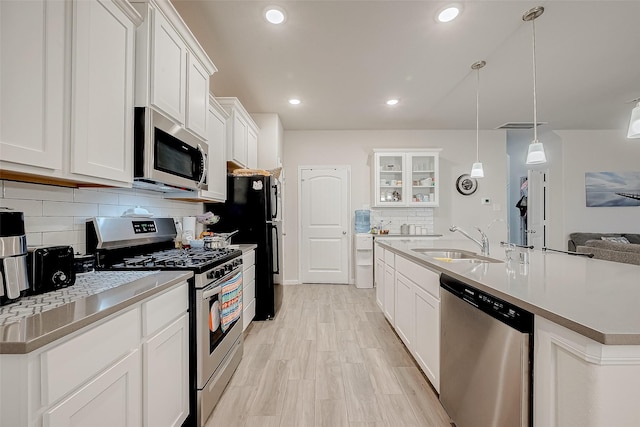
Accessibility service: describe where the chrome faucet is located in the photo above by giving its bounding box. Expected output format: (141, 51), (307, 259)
(449, 225), (490, 256)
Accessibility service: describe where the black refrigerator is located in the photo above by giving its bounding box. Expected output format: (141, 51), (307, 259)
(205, 175), (281, 320)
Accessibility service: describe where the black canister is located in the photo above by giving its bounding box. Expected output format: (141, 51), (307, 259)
(0, 209), (26, 237)
(74, 253), (96, 275)
(0, 209), (29, 304)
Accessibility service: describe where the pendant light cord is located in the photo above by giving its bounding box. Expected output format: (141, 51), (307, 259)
(476, 66), (480, 162)
(532, 17), (538, 143)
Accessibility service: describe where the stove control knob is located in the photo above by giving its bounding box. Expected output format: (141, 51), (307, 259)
(52, 271), (67, 285)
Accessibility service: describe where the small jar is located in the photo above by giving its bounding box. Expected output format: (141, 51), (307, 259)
(409, 224), (416, 235)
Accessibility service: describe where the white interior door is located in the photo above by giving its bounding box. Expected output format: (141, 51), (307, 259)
(527, 169), (547, 249)
(299, 167), (350, 284)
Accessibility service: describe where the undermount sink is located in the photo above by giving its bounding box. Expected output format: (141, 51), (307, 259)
(411, 248), (503, 263)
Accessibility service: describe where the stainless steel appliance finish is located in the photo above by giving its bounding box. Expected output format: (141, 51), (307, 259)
(87, 217), (178, 250)
(440, 274), (533, 427)
(86, 217), (243, 427)
(133, 106), (208, 192)
(195, 260), (243, 426)
(0, 210), (29, 304)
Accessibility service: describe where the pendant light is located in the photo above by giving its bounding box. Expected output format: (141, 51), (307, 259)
(470, 60), (486, 178)
(628, 98), (640, 138)
(523, 6), (547, 165)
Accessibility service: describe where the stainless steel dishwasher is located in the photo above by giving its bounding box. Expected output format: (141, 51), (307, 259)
(440, 274), (533, 427)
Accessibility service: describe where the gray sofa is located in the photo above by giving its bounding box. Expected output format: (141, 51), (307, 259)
(568, 232), (640, 265)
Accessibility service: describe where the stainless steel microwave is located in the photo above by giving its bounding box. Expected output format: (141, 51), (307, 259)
(133, 107), (208, 192)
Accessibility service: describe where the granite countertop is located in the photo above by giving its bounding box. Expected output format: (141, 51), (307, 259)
(0, 270), (193, 354)
(378, 238), (640, 345)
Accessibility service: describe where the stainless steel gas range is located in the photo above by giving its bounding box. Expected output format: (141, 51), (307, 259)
(87, 217), (243, 427)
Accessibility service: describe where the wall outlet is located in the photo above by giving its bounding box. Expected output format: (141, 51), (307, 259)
(481, 197), (491, 205)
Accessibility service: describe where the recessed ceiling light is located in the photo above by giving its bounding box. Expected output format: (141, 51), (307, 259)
(386, 99), (399, 106)
(289, 98), (301, 105)
(265, 6), (286, 24)
(437, 6), (460, 23)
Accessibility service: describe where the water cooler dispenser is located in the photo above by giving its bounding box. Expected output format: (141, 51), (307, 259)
(354, 210), (373, 288)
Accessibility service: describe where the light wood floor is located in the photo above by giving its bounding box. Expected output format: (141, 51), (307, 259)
(204, 284), (452, 427)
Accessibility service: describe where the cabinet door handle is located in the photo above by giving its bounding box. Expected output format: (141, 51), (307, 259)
(342, 231), (347, 235)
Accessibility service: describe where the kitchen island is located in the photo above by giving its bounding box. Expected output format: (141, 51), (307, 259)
(376, 238), (640, 427)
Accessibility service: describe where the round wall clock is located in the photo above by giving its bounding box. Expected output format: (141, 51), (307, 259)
(455, 174), (478, 195)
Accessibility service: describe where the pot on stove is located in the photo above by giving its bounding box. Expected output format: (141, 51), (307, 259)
(0, 209), (29, 305)
(203, 231), (238, 249)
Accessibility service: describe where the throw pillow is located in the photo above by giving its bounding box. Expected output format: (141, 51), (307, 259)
(601, 236), (630, 244)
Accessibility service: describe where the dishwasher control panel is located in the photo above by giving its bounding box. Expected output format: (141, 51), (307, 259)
(441, 274), (534, 333)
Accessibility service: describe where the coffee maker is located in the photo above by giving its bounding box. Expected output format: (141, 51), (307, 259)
(0, 209), (29, 305)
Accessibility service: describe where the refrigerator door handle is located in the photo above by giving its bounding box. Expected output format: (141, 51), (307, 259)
(272, 184), (278, 220)
(270, 223), (280, 275)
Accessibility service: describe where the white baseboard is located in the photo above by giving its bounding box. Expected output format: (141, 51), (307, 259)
(283, 280), (299, 286)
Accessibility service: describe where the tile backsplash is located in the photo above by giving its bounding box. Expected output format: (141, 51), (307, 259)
(370, 207), (434, 234)
(0, 180), (203, 254)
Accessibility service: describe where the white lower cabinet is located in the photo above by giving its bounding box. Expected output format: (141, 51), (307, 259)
(143, 314), (189, 427)
(413, 284), (440, 392)
(44, 349), (142, 427)
(0, 281), (189, 427)
(383, 263), (395, 326)
(394, 272), (414, 349)
(242, 249), (256, 331)
(391, 253), (441, 392)
(534, 316), (640, 427)
(374, 244), (385, 310)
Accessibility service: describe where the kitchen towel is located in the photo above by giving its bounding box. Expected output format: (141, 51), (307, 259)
(220, 271), (243, 332)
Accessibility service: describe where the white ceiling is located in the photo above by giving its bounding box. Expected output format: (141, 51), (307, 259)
(173, 0), (640, 132)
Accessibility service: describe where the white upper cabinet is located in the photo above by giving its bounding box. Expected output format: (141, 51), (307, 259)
(150, 7), (187, 123)
(0, 0), (65, 172)
(186, 53), (209, 139)
(205, 97), (229, 201)
(0, 0), (141, 187)
(133, 0), (216, 142)
(372, 149), (440, 207)
(251, 113), (284, 171)
(70, 0), (138, 183)
(216, 97), (259, 169)
(247, 126), (258, 169)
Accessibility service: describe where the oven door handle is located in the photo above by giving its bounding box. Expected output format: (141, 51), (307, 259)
(202, 285), (221, 301)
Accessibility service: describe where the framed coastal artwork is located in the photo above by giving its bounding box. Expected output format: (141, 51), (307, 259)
(585, 171), (640, 207)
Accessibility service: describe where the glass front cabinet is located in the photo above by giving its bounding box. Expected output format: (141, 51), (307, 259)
(373, 149), (440, 207)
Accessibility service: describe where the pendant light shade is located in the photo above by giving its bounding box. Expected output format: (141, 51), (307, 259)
(526, 141), (547, 164)
(628, 101), (640, 139)
(471, 162), (485, 178)
(523, 6), (547, 165)
(470, 60), (486, 178)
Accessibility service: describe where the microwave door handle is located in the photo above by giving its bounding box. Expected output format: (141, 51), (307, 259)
(196, 143), (207, 190)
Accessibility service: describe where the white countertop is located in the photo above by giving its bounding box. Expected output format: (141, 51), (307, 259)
(378, 238), (640, 345)
(231, 243), (257, 253)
